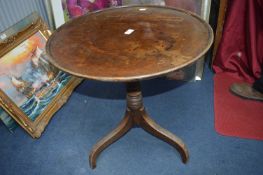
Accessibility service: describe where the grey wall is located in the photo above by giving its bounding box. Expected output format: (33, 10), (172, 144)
(0, 0), (49, 32)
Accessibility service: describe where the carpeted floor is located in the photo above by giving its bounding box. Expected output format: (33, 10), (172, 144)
(0, 66), (263, 175)
(214, 73), (263, 140)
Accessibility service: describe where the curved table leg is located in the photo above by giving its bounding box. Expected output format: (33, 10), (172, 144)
(89, 113), (133, 169)
(139, 110), (189, 163)
(89, 81), (189, 169)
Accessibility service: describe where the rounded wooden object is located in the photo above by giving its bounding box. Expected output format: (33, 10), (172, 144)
(46, 5), (213, 82)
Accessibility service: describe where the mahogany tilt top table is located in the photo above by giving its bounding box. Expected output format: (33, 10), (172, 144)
(46, 5), (213, 169)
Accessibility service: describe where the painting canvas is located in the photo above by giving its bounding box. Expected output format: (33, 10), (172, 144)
(62, 0), (122, 21)
(0, 32), (70, 121)
(0, 12), (82, 138)
(0, 12), (42, 132)
(44, 0), (122, 29)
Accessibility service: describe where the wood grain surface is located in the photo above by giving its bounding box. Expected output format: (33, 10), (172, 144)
(46, 5), (213, 82)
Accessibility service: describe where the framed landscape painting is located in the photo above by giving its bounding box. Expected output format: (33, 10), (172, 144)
(0, 12), (82, 138)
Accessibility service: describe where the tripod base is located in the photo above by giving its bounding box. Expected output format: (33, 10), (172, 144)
(89, 82), (189, 169)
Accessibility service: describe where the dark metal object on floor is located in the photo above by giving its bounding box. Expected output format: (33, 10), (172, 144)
(230, 82), (263, 101)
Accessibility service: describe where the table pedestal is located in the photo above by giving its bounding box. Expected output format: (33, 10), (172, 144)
(89, 82), (189, 169)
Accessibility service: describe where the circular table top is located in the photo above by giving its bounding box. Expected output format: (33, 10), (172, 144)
(46, 5), (213, 82)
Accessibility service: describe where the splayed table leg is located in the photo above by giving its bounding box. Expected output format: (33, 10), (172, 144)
(89, 81), (189, 169)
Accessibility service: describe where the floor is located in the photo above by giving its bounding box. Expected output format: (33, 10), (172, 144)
(0, 66), (263, 175)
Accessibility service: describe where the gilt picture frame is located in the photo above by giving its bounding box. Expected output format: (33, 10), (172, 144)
(0, 12), (82, 138)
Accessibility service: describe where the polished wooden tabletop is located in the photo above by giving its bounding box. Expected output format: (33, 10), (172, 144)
(46, 5), (213, 82)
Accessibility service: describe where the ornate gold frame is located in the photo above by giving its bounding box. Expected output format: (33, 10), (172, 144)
(0, 13), (82, 138)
